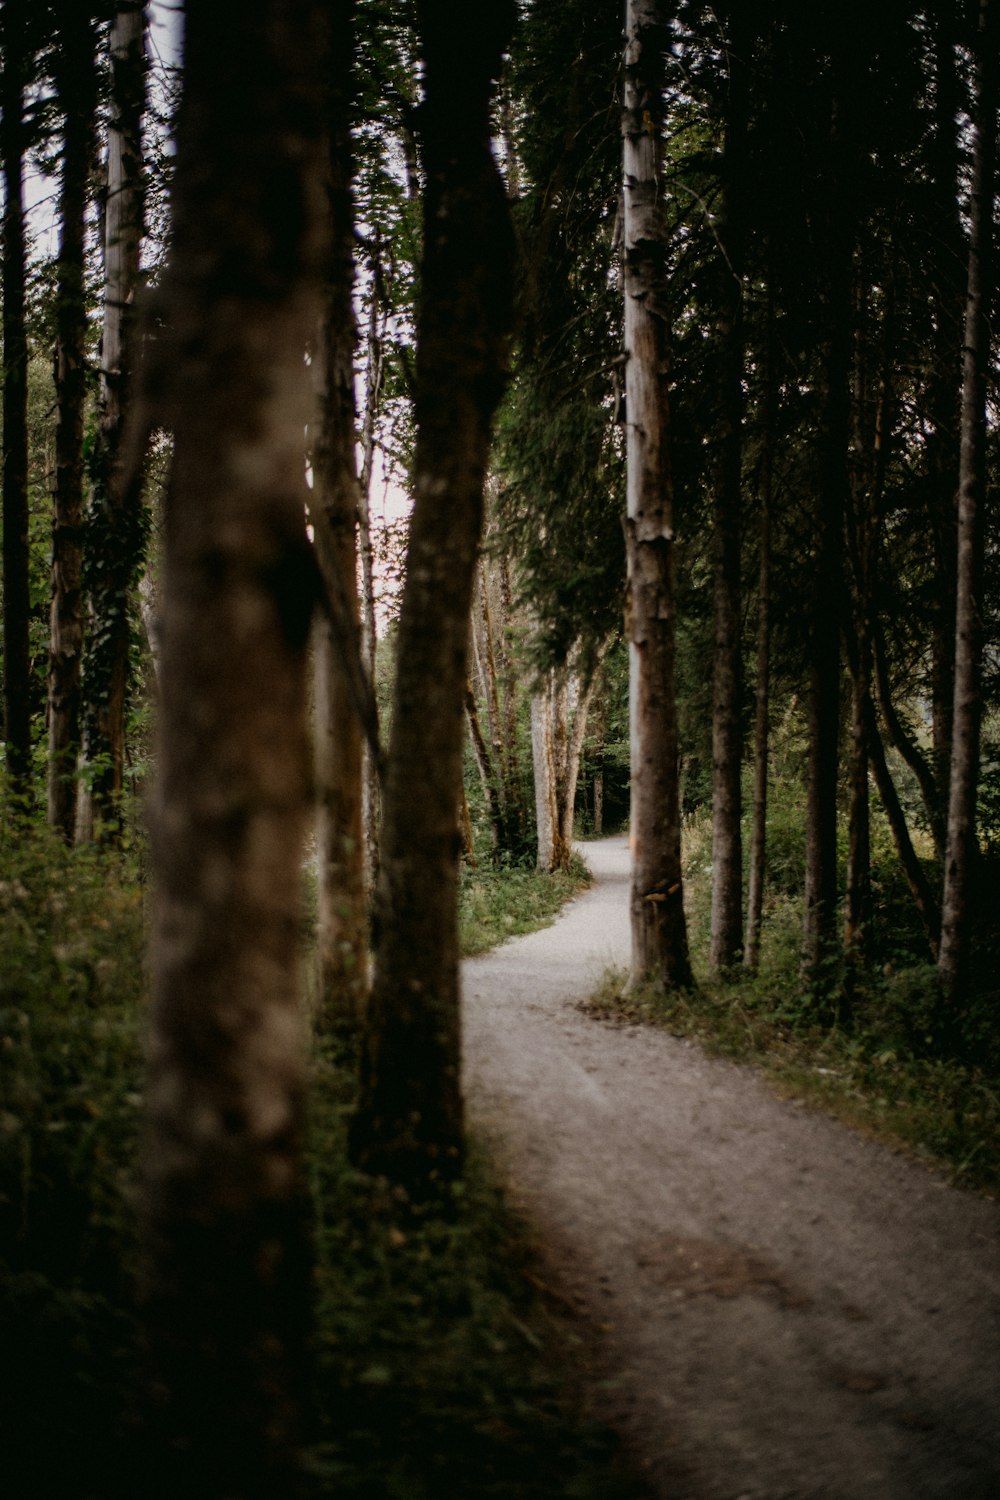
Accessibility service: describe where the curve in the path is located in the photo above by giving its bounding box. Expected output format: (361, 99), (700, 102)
(461, 836), (1000, 1500)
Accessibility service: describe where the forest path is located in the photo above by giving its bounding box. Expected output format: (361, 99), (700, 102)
(461, 837), (1000, 1500)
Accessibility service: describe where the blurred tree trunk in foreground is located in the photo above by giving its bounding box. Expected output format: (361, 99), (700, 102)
(139, 4), (330, 1494)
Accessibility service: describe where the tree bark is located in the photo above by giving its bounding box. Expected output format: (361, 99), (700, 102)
(803, 52), (854, 985)
(47, 9), (98, 840)
(744, 293), (774, 972)
(708, 0), (748, 973)
(311, 2), (368, 1047)
(531, 659), (599, 872)
(865, 696), (940, 960)
(357, 234), (385, 890)
(623, 0), (692, 990)
(139, 4), (330, 1492)
(466, 677), (506, 854)
(496, 551), (526, 840)
(350, 0), (514, 1192)
(531, 681), (559, 870)
(80, 1), (147, 837)
(939, 0), (996, 1006)
(1, 0), (32, 803)
(844, 263), (894, 965)
(872, 620), (944, 861)
(926, 7), (963, 828)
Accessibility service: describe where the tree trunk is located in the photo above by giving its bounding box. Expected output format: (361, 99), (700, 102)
(349, 0), (514, 1192)
(311, 4), (367, 1047)
(560, 661), (600, 855)
(466, 677), (506, 853)
(80, 1), (146, 836)
(496, 551), (526, 841)
(744, 286), (775, 971)
(865, 698), (940, 960)
(623, 0), (692, 990)
(872, 620), (944, 861)
(357, 235), (385, 891)
(475, 561), (505, 776)
(590, 682), (606, 836)
(803, 58), (854, 985)
(1, 0), (32, 803)
(708, 0), (748, 973)
(845, 660), (873, 962)
(927, 7), (963, 831)
(939, 0), (996, 1006)
(47, 10), (98, 840)
(139, 5), (329, 1492)
(531, 682), (559, 871)
(531, 659), (600, 872)
(844, 263), (894, 966)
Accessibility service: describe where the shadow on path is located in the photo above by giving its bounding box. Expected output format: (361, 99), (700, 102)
(462, 837), (1000, 1500)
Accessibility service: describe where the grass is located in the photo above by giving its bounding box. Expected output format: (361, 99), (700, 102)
(305, 1042), (644, 1500)
(0, 818), (638, 1500)
(582, 893), (1000, 1197)
(459, 853), (591, 956)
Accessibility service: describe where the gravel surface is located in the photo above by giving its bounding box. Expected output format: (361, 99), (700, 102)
(462, 836), (1000, 1500)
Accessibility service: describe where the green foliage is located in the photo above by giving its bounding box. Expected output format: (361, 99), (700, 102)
(0, 812), (145, 1500)
(584, 957), (1000, 1196)
(305, 1046), (644, 1500)
(459, 855), (591, 957)
(584, 790), (1000, 1196)
(493, 0), (625, 672)
(0, 806), (634, 1500)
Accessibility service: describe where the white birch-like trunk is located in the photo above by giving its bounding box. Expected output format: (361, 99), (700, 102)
(531, 685), (558, 871)
(623, 0), (692, 989)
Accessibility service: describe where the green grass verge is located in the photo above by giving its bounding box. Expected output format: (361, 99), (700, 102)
(581, 961), (1000, 1197)
(305, 1043), (643, 1500)
(459, 854), (591, 957)
(1, 823), (637, 1499)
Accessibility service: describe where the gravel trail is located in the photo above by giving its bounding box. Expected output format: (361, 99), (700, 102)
(461, 836), (1000, 1500)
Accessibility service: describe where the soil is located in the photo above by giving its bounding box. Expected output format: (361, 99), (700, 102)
(461, 836), (1000, 1500)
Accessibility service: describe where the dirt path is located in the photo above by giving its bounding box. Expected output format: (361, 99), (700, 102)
(461, 837), (1000, 1500)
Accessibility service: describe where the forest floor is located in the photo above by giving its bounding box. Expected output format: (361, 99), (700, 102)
(462, 837), (1000, 1500)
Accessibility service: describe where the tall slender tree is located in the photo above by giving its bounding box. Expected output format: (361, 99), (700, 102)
(939, 0), (997, 1006)
(311, 0), (368, 1046)
(801, 16), (855, 986)
(47, 6), (99, 840)
(1, 0), (32, 802)
(350, 0), (515, 1189)
(80, 0), (147, 836)
(744, 282), (775, 972)
(138, 3), (330, 1491)
(708, 0), (750, 971)
(622, 0), (692, 990)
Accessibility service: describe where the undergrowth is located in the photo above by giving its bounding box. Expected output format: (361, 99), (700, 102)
(582, 964), (1000, 1195)
(459, 852), (591, 956)
(306, 1043), (642, 1500)
(582, 803), (1000, 1197)
(0, 820), (636, 1500)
